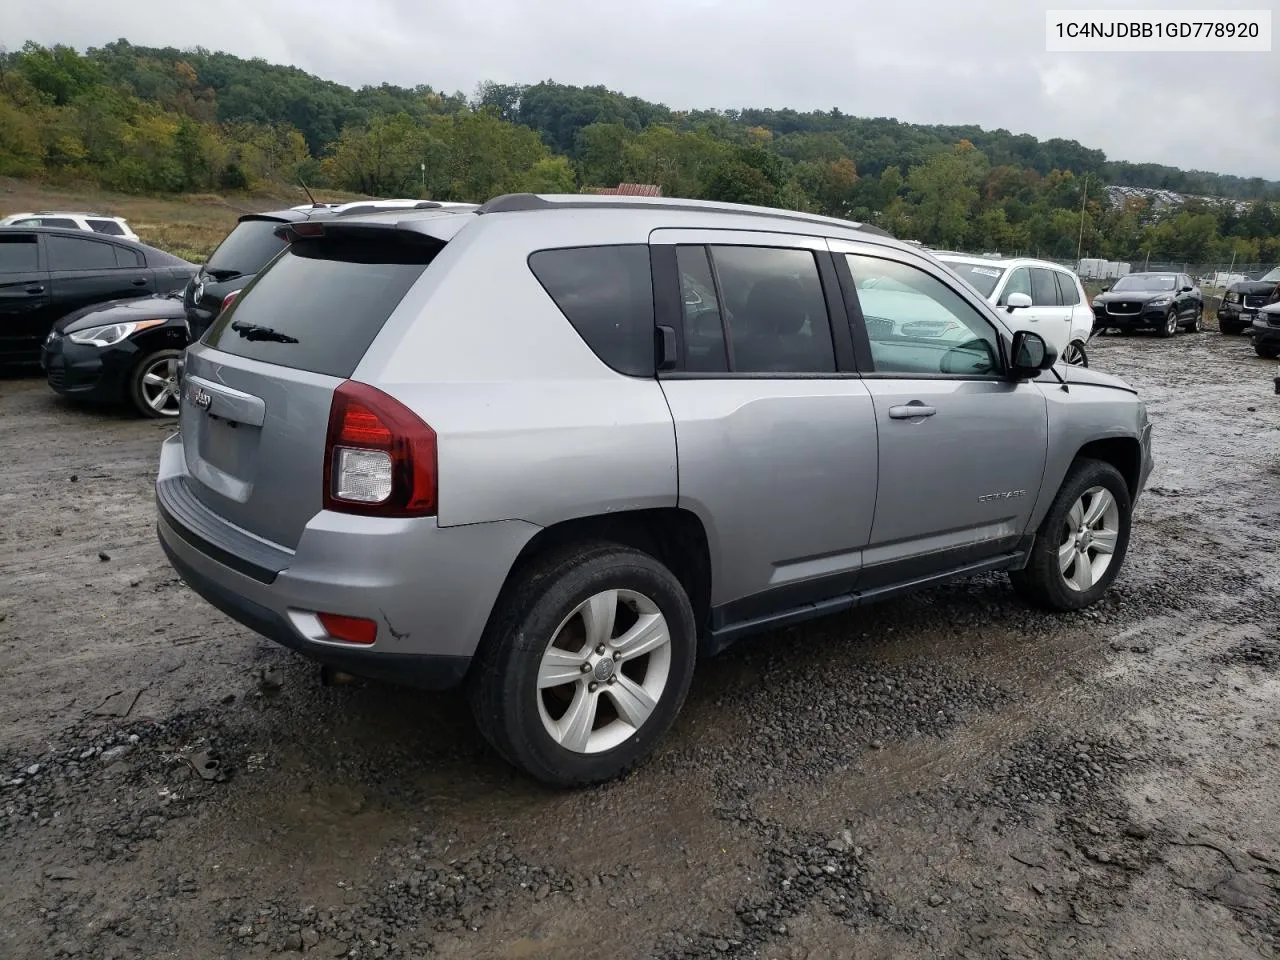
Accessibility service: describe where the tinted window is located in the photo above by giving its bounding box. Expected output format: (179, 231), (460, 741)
(39, 217), (78, 228)
(1030, 268), (1061, 306)
(529, 245), (655, 377)
(47, 235), (121, 271)
(205, 219), (290, 277)
(204, 235), (438, 378)
(114, 245), (145, 268)
(708, 245), (835, 374)
(847, 254), (1000, 377)
(0, 235), (40, 273)
(676, 245), (727, 372)
(1001, 267), (1032, 305)
(1054, 271), (1080, 305)
(945, 261), (1006, 299)
(88, 219), (126, 236)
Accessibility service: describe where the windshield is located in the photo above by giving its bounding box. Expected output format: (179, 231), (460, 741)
(942, 261), (1006, 298)
(204, 219), (290, 278)
(1259, 265), (1280, 284)
(1113, 274), (1176, 292)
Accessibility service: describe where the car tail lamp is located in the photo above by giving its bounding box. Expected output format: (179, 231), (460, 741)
(221, 289), (242, 312)
(323, 381), (437, 517)
(317, 612), (378, 645)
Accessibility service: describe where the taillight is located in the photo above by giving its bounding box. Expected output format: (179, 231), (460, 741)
(323, 381), (437, 517)
(221, 289), (242, 312)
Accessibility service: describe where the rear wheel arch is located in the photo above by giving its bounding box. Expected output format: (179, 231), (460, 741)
(482, 508), (713, 649)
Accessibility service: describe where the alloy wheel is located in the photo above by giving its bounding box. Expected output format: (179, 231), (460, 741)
(1062, 341), (1087, 366)
(1058, 486), (1121, 592)
(140, 356), (181, 416)
(1165, 312), (1178, 337)
(536, 588), (672, 754)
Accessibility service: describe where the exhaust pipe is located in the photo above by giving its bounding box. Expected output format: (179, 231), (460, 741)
(319, 665), (360, 687)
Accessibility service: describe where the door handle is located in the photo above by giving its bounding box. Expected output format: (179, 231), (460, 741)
(25, 285), (45, 295)
(888, 402), (937, 420)
(131, 278), (148, 287)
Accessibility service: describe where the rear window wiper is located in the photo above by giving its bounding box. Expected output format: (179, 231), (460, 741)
(231, 321), (298, 344)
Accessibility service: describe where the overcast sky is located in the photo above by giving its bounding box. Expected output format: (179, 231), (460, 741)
(5, 0), (1278, 180)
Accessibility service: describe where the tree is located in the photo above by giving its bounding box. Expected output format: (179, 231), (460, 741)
(906, 146), (981, 247)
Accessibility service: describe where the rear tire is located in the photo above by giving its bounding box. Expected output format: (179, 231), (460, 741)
(1010, 459), (1132, 612)
(1188, 306), (1203, 332)
(1062, 340), (1088, 367)
(129, 348), (183, 418)
(468, 542), (697, 787)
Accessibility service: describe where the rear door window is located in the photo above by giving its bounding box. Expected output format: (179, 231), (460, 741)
(205, 219), (291, 278)
(203, 234), (439, 378)
(528, 245), (655, 377)
(38, 217), (78, 228)
(0, 235), (40, 272)
(1054, 271), (1080, 305)
(46, 235), (122, 271)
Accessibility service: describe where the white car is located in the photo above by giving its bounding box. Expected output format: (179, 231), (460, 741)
(0, 211), (139, 242)
(935, 254), (1094, 366)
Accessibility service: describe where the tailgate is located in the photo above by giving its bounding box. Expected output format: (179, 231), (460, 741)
(175, 226), (446, 550)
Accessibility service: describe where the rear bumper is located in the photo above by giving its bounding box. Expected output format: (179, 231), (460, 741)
(155, 434), (539, 689)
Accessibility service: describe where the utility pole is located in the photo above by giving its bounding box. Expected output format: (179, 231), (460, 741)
(1076, 173), (1090, 263)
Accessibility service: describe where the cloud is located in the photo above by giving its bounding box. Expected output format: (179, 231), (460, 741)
(5, 0), (1277, 178)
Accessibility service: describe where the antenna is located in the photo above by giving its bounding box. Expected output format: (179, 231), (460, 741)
(297, 176), (320, 208)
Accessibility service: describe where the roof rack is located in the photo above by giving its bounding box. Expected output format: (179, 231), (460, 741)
(335, 201), (442, 217)
(475, 193), (894, 239)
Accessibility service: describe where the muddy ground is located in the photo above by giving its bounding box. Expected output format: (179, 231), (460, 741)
(1, 327), (1278, 960)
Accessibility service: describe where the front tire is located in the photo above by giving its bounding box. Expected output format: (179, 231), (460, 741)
(1256, 341), (1280, 359)
(129, 348), (183, 418)
(468, 543), (697, 787)
(1220, 320), (1240, 335)
(1160, 310), (1179, 338)
(1010, 459), (1132, 612)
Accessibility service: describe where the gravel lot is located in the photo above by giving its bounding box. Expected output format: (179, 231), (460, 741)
(2, 328), (1278, 960)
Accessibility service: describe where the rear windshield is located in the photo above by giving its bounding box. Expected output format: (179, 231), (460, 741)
(205, 219), (291, 278)
(203, 234), (438, 378)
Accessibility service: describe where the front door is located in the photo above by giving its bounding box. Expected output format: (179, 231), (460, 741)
(832, 242), (1048, 587)
(0, 232), (54, 363)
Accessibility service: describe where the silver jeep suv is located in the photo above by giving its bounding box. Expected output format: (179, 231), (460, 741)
(156, 193), (1153, 786)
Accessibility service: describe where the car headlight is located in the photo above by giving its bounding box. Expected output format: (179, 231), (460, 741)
(1147, 296), (1172, 307)
(67, 318), (166, 347)
(1224, 291), (1239, 303)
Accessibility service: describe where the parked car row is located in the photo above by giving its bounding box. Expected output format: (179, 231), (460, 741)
(1217, 264), (1280, 358)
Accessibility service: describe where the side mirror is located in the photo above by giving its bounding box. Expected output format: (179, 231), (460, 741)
(1009, 330), (1057, 378)
(1101, 286), (1111, 293)
(1005, 291), (1032, 312)
(1180, 285), (1193, 293)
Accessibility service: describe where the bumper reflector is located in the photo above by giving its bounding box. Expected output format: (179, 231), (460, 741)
(317, 613), (377, 645)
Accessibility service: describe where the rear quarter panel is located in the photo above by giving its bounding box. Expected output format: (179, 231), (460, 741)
(354, 214), (679, 529)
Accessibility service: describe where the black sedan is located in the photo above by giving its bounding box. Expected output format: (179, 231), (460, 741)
(1091, 272), (1204, 337)
(1, 225), (196, 365)
(42, 293), (188, 417)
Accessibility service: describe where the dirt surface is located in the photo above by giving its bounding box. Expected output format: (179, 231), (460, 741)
(2, 327), (1278, 960)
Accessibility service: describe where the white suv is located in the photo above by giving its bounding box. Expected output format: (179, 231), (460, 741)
(936, 254), (1094, 366)
(0, 211), (139, 242)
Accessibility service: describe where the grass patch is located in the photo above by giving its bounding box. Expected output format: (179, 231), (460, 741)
(0, 177), (369, 263)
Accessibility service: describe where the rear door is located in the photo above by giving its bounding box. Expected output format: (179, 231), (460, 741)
(46, 234), (153, 315)
(831, 241), (1048, 585)
(179, 226), (445, 550)
(651, 228), (878, 624)
(0, 232), (53, 362)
